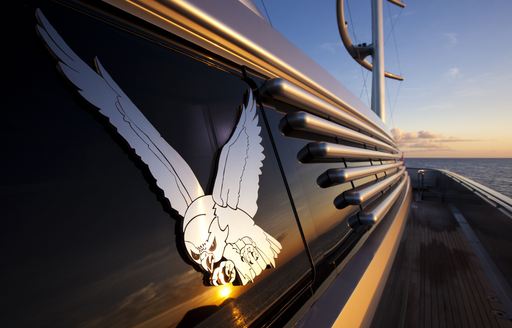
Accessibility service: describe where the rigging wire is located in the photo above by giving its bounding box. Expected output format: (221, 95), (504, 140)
(384, 1), (404, 128)
(346, 0), (371, 107)
(358, 70), (371, 107)
(385, 2), (403, 76)
(386, 78), (397, 129)
(260, 0), (273, 27)
(259, 0), (403, 122)
(392, 81), (403, 127)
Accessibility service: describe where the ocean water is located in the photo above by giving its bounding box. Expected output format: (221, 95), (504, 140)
(404, 158), (512, 198)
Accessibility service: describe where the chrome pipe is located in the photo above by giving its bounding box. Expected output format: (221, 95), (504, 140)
(342, 167), (406, 205)
(298, 142), (401, 163)
(355, 175), (409, 226)
(281, 111), (398, 153)
(260, 79), (397, 147)
(318, 162), (403, 187)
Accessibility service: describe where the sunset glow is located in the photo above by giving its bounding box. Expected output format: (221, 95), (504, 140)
(218, 285), (232, 299)
(256, 0), (512, 157)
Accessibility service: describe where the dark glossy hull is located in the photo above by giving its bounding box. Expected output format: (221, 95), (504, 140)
(3, 1), (410, 327)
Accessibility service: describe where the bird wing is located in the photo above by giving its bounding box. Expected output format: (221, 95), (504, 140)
(212, 90), (264, 218)
(36, 9), (204, 216)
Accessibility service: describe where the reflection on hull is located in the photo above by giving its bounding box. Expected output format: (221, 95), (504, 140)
(4, 1), (415, 327)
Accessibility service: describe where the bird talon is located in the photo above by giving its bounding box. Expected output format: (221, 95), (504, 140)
(211, 260), (236, 285)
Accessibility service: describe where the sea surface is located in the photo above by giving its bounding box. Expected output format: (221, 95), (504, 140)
(404, 158), (512, 198)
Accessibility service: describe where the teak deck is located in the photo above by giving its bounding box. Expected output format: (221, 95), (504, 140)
(372, 170), (512, 328)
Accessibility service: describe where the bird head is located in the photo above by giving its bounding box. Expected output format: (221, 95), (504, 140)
(183, 196), (228, 273)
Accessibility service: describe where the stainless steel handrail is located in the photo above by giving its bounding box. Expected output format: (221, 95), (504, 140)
(260, 79), (396, 147)
(442, 170), (512, 215)
(343, 167), (406, 205)
(281, 112), (398, 153)
(356, 174), (409, 226)
(106, 0), (391, 137)
(318, 162), (403, 187)
(298, 142), (401, 163)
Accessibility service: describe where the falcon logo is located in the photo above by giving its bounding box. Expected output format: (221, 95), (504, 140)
(36, 9), (281, 286)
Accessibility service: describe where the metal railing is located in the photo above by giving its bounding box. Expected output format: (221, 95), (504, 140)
(260, 78), (396, 146)
(441, 170), (512, 216)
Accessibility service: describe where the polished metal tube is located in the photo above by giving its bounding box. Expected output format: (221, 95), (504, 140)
(260, 79), (396, 147)
(343, 167), (406, 205)
(298, 142), (401, 163)
(358, 175), (409, 225)
(318, 162), (403, 187)
(281, 111), (398, 153)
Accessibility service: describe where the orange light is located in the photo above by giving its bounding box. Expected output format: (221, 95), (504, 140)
(218, 285), (232, 298)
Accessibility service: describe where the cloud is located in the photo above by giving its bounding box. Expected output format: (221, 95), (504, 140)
(409, 141), (450, 150)
(391, 128), (478, 152)
(417, 130), (439, 139)
(443, 32), (458, 47)
(446, 67), (461, 79)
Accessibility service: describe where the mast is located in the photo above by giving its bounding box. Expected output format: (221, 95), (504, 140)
(371, 0), (385, 122)
(337, 0), (405, 124)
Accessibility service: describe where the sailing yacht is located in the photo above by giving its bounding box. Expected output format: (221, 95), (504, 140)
(3, 0), (511, 327)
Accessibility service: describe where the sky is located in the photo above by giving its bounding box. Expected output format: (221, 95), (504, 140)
(252, 0), (512, 158)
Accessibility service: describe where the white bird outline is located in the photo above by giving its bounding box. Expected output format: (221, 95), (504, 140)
(36, 9), (282, 286)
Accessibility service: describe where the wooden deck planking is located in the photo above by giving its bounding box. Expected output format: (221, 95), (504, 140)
(371, 194), (511, 328)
